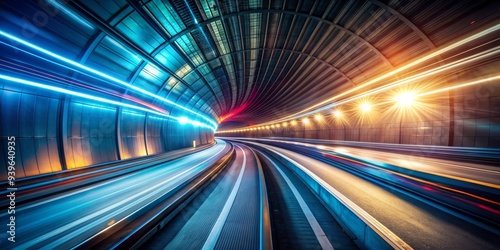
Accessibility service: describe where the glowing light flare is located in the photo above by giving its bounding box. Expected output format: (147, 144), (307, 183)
(395, 92), (416, 107)
(282, 122), (288, 127)
(265, 23), (500, 120)
(354, 98), (378, 124)
(302, 118), (310, 125)
(333, 110), (343, 118)
(314, 114), (323, 121)
(178, 117), (189, 125)
(360, 103), (372, 113)
(331, 108), (349, 126)
(290, 120), (298, 126)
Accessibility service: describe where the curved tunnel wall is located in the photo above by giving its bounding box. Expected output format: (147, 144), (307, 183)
(0, 1), (216, 180)
(2, 0), (500, 182)
(0, 87), (215, 180)
(226, 63), (500, 148)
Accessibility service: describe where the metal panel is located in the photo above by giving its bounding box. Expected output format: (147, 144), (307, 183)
(119, 109), (147, 159)
(66, 102), (118, 169)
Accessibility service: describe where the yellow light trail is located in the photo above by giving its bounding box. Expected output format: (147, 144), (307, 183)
(216, 23), (500, 133)
(288, 45), (500, 119)
(275, 23), (500, 119)
(418, 75), (500, 97)
(371, 74), (500, 107)
(325, 153), (500, 206)
(215, 75), (500, 133)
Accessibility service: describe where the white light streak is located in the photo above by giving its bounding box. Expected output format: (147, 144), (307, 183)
(0, 30), (218, 128)
(0, 74), (215, 131)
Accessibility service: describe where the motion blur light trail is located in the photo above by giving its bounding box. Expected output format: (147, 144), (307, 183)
(217, 43), (500, 133)
(280, 44), (500, 121)
(322, 152), (500, 207)
(418, 75), (500, 97)
(0, 59), (169, 114)
(271, 23), (500, 121)
(222, 22), (500, 132)
(0, 74), (216, 131)
(46, 0), (94, 29)
(0, 30), (218, 128)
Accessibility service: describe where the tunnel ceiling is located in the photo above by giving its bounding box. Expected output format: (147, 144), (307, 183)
(3, 0), (499, 129)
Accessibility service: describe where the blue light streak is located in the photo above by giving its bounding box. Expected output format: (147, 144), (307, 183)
(0, 74), (216, 131)
(177, 116), (204, 127)
(48, 0), (94, 30)
(0, 30), (218, 128)
(183, 0), (199, 24)
(182, 0), (216, 56)
(74, 103), (116, 112)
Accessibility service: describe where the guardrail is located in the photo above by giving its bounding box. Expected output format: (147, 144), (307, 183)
(240, 141), (412, 250)
(246, 139), (500, 231)
(266, 137), (500, 163)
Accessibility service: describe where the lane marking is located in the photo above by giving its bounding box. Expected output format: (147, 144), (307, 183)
(263, 138), (500, 175)
(260, 152), (334, 250)
(245, 145), (273, 250)
(14, 143), (228, 249)
(7, 141), (227, 214)
(202, 144), (247, 250)
(243, 140), (413, 250)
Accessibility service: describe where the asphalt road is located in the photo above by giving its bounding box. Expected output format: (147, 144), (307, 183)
(0, 140), (230, 249)
(144, 143), (262, 250)
(248, 138), (500, 187)
(248, 141), (500, 250)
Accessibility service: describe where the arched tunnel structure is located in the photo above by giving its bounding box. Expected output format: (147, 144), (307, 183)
(1, 0), (500, 249)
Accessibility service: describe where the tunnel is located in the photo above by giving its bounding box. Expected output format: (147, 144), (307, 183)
(0, 0), (499, 249)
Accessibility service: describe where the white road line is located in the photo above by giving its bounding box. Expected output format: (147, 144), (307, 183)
(202, 144), (247, 250)
(255, 142), (413, 250)
(14, 143), (227, 250)
(244, 144), (272, 250)
(260, 153), (334, 250)
(9, 141), (227, 214)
